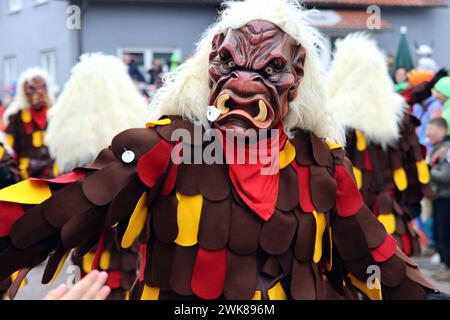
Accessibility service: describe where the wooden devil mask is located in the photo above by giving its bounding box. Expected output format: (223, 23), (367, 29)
(208, 20), (306, 132)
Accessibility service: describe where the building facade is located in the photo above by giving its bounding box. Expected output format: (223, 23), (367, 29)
(0, 0), (449, 95)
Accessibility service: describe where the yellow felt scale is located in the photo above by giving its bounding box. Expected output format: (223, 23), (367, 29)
(141, 285), (160, 300)
(21, 109), (32, 123)
(32, 131), (43, 148)
(0, 179), (51, 204)
(348, 273), (382, 300)
(174, 192), (203, 247)
(377, 213), (396, 235)
(19, 158), (30, 180)
(121, 192), (149, 249)
(251, 291), (262, 300)
(279, 140), (296, 169)
(416, 160), (430, 184)
(326, 141), (342, 150)
(82, 252), (95, 273)
(6, 134), (14, 148)
(393, 167), (408, 191)
(99, 250), (111, 270)
(352, 166), (362, 190)
(313, 211), (326, 263)
(146, 118), (172, 128)
(355, 130), (366, 151)
(267, 282), (288, 300)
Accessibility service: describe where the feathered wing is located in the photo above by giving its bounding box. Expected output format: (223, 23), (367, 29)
(0, 118), (437, 300)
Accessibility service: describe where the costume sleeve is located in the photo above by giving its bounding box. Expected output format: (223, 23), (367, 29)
(329, 153), (438, 300)
(0, 125), (175, 297)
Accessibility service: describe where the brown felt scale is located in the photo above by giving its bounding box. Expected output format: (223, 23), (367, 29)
(0, 117), (437, 300)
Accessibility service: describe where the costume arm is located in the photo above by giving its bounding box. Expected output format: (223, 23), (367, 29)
(0, 125), (174, 298)
(329, 155), (437, 300)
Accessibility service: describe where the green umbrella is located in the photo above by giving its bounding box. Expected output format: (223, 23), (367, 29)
(393, 26), (415, 72)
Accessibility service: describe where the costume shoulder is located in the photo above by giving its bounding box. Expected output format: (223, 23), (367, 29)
(0, 117), (183, 297)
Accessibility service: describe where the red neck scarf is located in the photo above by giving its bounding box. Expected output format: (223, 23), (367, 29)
(30, 106), (48, 130)
(217, 124), (286, 221)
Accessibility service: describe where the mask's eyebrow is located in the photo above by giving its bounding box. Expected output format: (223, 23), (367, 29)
(254, 53), (287, 71)
(219, 43), (245, 66)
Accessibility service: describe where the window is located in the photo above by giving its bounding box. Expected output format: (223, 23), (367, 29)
(7, 0), (22, 13)
(3, 56), (18, 88)
(117, 47), (181, 83)
(40, 50), (57, 83)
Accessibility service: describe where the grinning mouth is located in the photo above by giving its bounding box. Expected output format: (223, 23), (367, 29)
(212, 89), (275, 129)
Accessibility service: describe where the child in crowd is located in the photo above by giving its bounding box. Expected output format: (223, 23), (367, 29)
(427, 117), (450, 281)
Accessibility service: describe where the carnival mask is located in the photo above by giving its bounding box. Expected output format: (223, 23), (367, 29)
(208, 20), (306, 132)
(24, 76), (49, 109)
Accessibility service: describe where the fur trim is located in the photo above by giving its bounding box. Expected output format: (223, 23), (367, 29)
(327, 33), (407, 147)
(46, 53), (148, 173)
(149, 0), (344, 145)
(3, 67), (55, 125)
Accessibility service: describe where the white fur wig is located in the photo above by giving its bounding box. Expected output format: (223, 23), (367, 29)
(3, 67), (55, 125)
(149, 0), (344, 145)
(46, 53), (148, 173)
(327, 33), (407, 148)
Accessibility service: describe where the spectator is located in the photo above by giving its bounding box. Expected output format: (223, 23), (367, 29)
(148, 61), (162, 85)
(434, 76), (450, 135)
(122, 54), (146, 84)
(426, 117), (450, 281)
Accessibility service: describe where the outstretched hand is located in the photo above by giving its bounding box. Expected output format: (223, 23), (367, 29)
(44, 270), (110, 300)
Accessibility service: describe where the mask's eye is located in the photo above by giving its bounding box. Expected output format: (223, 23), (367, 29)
(265, 66), (274, 75)
(227, 60), (236, 68)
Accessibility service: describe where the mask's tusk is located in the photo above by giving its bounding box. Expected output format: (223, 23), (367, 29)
(254, 100), (268, 122)
(216, 94), (230, 114)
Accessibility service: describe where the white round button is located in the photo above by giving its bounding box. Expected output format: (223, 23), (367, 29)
(122, 150), (135, 163)
(207, 105), (221, 122)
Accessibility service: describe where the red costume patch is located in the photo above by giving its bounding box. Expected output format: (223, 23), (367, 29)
(291, 162), (315, 213)
(335, 164), (363, 217)
(137, 139), (173, 188)
(370, 234), (397, 262)
(0, 201), (24, 237)
(191, 247), (226, 300)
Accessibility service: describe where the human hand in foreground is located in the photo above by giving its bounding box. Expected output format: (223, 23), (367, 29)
(44, 270), (110, 300)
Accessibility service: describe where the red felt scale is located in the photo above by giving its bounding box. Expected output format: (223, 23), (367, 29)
(106, 269), (121, 289)
(91, 230), (106, 271)
(30, 171), (85, 184)
(24, 122), (34, 135)
(291, 162), (314, 213)
(401, 233), (412, 256)
(335, 164), (363, 217)
(137, 139), (173, 188)
(138, 243), (147, 282)
(370, 234), (397, 262)
(191, 247), (226, 300)
(161, 163), (178, 196)
(0, 201), (24, 237)
(363, 150), (373, 171)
